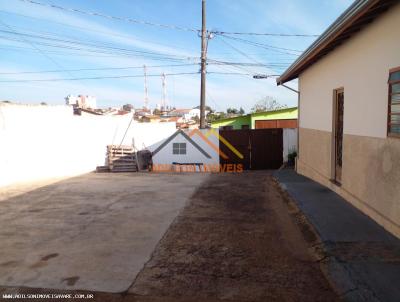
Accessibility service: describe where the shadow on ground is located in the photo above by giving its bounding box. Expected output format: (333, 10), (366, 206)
(0, 171), (337, 302)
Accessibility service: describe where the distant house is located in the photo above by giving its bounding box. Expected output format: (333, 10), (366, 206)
(277, 0), (400, 237)
(163, 116), (182, 123)
(65, 95), (96, 109)
(168, 108), (191, 117)
(211, 107), (298, 130)
(141, 115), (161, 123)
(168, 108), (208, 122)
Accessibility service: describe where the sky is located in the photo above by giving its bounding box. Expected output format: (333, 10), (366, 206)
(0, 0), (353, 112)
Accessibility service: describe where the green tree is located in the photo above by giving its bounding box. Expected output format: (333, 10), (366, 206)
(122, 104), (133, 111)
(191, 115), (200, 123)
(226, 107), (239, 115)
(207, 112), (226, 122)
(251, 96), (287, 113)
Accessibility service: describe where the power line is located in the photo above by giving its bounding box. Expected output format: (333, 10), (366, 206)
(0, 40), (290, 68)
(215, 35), (298, 77)
(0, 29), (196, 59)
(208, 59), (289, 67)
(212, 31), (319, 37)
(1, 39), (194, 64)
(208, 71), (279, 76)
(0, 34), (197, 62)
(0, 63), (198, 75)
(0, 10), (196, 53)
(0, 71), (280, 83)
(215, 36), (266, 75)
(0, 44), (137, 57)
(13, 1), (318, 39)
(219, 34), (303, 53)
(209, 62), (255, 81)
(218, 35), (302, 57)
(0, 72), (200, 83)
(17, 0), (200, 33)
(206, 90), (221, 111)
(0, 44), (291, 68)
(0, 19), (80, 81)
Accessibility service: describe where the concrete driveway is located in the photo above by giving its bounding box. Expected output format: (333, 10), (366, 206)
(0, 173), (207, 293)
(0, 171), (337, 301)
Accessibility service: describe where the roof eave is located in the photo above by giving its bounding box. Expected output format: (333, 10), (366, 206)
(277, 0), (394, 85)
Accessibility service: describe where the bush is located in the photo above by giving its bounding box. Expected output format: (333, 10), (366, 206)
(287, 151), (297, 166)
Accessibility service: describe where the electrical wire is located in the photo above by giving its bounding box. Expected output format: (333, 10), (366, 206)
(0, 29), (196, 60)
(0, 71), (281, 83)
(18, 0), (200, 33)
(212, 31), (319, 37)
(218, 34), (303, 54)
(214, 36), (270, 76)
(0, 63), (198, 75)
(0, 35), (196, 62)
(0, 19), (81, 82)
(0, 72), (200, 83)
(16, 1), (320, 38)
(208, 59), (290, 68)
(0, 44), (136, 57)
(0, 10), (196, 53)
(208, 71), (279, 77)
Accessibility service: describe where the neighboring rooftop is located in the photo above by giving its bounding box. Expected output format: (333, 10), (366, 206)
(277, 0), (398, 84)
(211, 107), (298, 124)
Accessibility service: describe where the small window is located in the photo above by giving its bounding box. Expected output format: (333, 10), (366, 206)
(241, 124), (250, 130)
(173, 143), (186, 155)
(388, 68), (400, 136)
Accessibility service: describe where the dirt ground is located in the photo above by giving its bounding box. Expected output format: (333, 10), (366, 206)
(0, 171), (338, 302)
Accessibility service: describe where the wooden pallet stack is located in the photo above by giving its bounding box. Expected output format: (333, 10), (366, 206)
(107, 145), (138, 172)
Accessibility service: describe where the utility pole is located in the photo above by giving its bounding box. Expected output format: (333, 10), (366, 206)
(199, 0), (207, 129)
(143, 65), (149, 109)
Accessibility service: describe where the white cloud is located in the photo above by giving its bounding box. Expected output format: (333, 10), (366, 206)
(0, 0), (300, 111)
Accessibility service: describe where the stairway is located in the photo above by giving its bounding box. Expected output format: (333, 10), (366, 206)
(107, 145), (138, 172)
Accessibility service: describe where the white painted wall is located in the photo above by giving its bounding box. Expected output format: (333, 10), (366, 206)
(0, 104), (176, 187)
(283, 128), (297, 162)
(299, 3), (400, 138)
(149, 129), (220, 169)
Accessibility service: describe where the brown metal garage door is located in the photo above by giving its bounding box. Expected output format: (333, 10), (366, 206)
(255, 119), (298, 129)
(250, 129), (283, 169)
(218, 129), (250, 170)
(219, 129), (283, 170)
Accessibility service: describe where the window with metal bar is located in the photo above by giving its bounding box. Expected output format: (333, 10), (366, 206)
(172, 143), (186, 155)
(388, 68), (400, 137)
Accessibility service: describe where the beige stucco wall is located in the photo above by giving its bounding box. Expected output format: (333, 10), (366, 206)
(297, 4), (400, 238)
(298, 128), (331, 178)
(297, 129), (400, 237)
(299, 3), (400, 137)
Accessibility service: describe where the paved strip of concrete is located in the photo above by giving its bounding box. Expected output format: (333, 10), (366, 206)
(0, 173), (207, 293)
(128, 172), (337, 301)
(274, 169), (400, 302)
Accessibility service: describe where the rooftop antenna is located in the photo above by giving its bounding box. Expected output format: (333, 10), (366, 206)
(143, 65), (149, 109)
